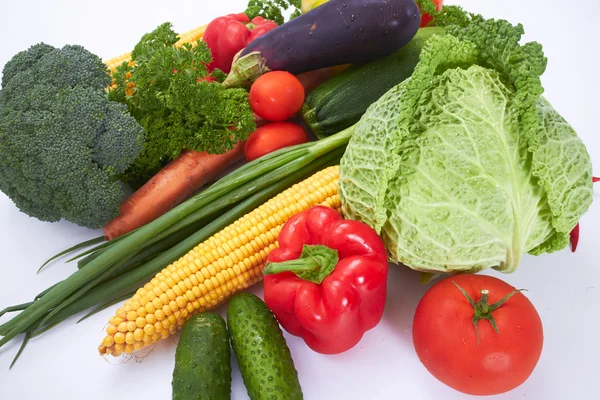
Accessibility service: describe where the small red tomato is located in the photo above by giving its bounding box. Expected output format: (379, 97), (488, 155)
(249, 71), (305, 121)
(413, 274), (543, 396)
(420, 0), (443, 27)
(244, 122), (308, 162)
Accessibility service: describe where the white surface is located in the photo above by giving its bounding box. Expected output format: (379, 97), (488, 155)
(0, 0), (598, 399)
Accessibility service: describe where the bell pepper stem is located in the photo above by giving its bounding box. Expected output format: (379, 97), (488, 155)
(263, 244), (339, 284)
(262, 258), (321, 275)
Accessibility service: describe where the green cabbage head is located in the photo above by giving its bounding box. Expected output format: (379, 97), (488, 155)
(339, 17), (594, 274)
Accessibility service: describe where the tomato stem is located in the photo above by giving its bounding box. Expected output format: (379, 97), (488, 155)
(453, 282), (526, 345)
(479, 290), (490, 314)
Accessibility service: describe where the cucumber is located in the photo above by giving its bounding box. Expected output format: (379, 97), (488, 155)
(171, 312), (231, 400)
(227, 292), (303, 400)
(302, 27), (446, 138)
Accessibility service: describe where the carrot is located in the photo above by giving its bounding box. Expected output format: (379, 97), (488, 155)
(103, 141), (245, 240)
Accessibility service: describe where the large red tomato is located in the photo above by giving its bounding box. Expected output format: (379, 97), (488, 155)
(412, 274), (543, 396)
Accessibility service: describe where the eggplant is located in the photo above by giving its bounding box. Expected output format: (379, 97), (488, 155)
(222, 0), (421, 88)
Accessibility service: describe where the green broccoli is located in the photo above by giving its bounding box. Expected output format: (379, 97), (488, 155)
(0, 43), (145, 229)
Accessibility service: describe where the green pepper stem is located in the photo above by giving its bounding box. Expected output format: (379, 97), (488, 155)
(262, 258), (320, 275)
(262, 244), (339, 284)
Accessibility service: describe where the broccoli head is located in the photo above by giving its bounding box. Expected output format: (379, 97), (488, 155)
(0, 43), (144, 229)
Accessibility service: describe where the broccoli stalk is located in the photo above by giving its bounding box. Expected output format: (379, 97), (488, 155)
(0, 43), (145, 229)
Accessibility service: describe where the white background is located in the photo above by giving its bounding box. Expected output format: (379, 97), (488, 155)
(0, 0), (598, 399)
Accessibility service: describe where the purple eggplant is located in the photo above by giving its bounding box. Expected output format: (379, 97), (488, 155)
(222, 0), (421, 88)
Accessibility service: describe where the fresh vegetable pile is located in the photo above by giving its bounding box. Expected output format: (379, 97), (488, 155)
(0, 0), (598, 398)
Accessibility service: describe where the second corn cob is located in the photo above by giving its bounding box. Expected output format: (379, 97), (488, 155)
(98, 166), (341, 357)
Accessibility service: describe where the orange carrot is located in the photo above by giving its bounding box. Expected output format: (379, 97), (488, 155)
(103, 141), (245, 240)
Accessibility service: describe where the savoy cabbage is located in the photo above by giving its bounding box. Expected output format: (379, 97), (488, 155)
(339, 13), (594, 274)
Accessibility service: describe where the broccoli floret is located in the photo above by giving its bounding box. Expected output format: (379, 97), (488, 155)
(0, 43), (144, 229)
(1, 43), (55, 87)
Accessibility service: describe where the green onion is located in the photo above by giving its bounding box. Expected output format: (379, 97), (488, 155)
(37, 236), (105, 273)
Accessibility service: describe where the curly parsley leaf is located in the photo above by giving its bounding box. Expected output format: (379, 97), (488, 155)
(245, 0), (301, 25)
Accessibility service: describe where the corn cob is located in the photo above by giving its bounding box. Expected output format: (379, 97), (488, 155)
(104, 24), (207, 73)
(98, 166), (341, 356)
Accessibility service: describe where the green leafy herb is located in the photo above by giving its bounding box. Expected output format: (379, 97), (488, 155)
(110, 22), (256, 185)
(245, 0), (301, 25)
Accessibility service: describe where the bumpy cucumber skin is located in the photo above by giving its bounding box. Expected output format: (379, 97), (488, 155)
(227, 292), (303, 400)
(303, 27), (446, 139)
(172, 312), (231, 400)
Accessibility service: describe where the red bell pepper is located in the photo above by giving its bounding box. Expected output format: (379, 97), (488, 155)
(203, 13), (278, 73)
(262, 206), (388, 354)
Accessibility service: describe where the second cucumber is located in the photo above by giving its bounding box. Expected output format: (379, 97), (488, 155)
(172, 312), (231, 400)
(227, 292), (303, 400)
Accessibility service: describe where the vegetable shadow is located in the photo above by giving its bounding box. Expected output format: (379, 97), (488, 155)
(382, 263), (432, 344)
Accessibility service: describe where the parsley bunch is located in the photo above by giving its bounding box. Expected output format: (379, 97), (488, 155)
(110, 23), (255, 185)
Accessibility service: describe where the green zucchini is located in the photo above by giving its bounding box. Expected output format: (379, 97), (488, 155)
(171, 312), (231, 400)
(302, 27), (446, 138)
(227, 292), (303, 400)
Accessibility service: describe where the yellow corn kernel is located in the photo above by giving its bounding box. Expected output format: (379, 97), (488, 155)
(98, 166), (341, 356)
(113, 332), (125, 344)
(125, 332), (135, 345)
(133, 328), (144, 342)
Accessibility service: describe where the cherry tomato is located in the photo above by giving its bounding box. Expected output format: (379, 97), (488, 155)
(420, 0), (443, 27)
(412, 274), (543, 396)
(244, 122), (308, 162)
(249, 71), (305, 121)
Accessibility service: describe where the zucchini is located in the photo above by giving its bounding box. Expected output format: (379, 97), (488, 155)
(171, 312), (231, 400)
(223, 0), (420, 88)
(227, 292), (303, 400)
(302, 26), (446, 138)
